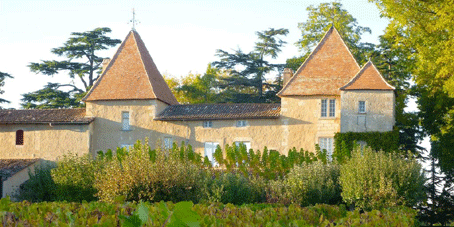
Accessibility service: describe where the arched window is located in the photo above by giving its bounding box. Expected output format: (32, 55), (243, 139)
(16, 130), (24, 145)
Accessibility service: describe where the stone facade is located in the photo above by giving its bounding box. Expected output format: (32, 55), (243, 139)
(0, 26), (397, 197)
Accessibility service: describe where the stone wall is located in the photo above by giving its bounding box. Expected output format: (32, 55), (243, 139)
(340, 90), (395, 133)
(280, 96), (341, 153)
(0, 124), (90, 161)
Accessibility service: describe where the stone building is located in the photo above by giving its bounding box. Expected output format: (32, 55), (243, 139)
(0, 26), (395, 197)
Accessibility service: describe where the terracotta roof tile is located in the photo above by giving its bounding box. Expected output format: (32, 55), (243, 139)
(340, 61), (395, 90)
(83, 31), (178, 105)
(156, 103), (280, 121)
(0, 159), (39, 178)
(278, 26), (360, 96)
(0, 109), (94, 124)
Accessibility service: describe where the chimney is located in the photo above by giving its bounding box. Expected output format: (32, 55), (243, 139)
(101, 58), (111, 73)
(283, 68), (293, 86)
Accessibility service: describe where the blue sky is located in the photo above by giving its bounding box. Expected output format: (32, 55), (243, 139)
(0, 0), (388, 109)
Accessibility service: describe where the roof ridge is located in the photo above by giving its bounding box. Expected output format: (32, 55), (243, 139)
(132, 31), (158, 102)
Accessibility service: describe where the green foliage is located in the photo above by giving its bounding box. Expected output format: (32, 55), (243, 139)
(0, 198), (418, 226)
(24, 27), (121, 109)
(14, 162), (57, 202)
(51, 153), (105, 202)
(334, 130), (399, 161)
(295, 2), (374, 64)
(95, 140), (205, 203)
(340, 146), (426, 210)
(212, 28), (289, 103)
(213, 143), (318, 180)
(0, 71), (13, 106)
(267, 161), (341, 206)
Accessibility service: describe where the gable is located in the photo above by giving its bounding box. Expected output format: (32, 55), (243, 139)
(83, 31), (178, 105)
(340, 61), (395, 90)
(278, 26), (360, 96)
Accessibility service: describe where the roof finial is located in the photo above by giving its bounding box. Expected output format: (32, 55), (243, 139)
(129, 8), (140, 31)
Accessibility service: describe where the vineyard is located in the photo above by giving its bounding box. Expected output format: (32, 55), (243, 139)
(0, 198), (418, 226)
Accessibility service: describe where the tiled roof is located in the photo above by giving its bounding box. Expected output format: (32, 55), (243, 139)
(156, 103), (281, 121)
(278, 26), (360, 96)
(0, 109), (94, 124)
(340, 61), (395, 90)
(0, 159), (39, 178)
(83, 30), (179, 105)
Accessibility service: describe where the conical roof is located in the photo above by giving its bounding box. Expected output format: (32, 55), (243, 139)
(278, 26), (360, 96)
(83, 30), (178, 105)
(340, 61), (395, 90)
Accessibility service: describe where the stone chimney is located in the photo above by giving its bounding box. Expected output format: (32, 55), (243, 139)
(283, 68), (294, 86)
(101, 58), (111, 74)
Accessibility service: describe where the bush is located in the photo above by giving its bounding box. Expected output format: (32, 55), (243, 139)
(202, 171), (266, 205)
(94, 141), (205, 203)
(267, 161), (341, 206)
(14, 162), (57, 202)
(51, 153), (105, 202)
(340, 146), (426, 210)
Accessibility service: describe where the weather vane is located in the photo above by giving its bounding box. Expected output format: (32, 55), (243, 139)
(129, 8), (140, 31)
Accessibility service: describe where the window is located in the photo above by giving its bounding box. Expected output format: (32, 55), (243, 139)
(321, 100), (327, 117)
(204, 142), (220, 166)
(236, 120), (247, 127)
(329, 99), (336, 117)
(203, 121), (213, 128)
(164, 137), (173, 150)
(321, 99), (336, 117)
(359, 101), (366, 113)
(235, 141), (251, 152)
(122, 112), (130, 130)
(16, 130), (24, 145)
(319, 137), (334, 160)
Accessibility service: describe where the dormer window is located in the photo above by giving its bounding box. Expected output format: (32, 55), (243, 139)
(122, 112), (130, 130)
(359, 101), (366, 113)
(16, 130), (24, 146)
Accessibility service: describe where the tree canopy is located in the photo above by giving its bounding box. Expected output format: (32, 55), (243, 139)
(0, 72), (13, 107)
(292, 2), (374, 67)
(24, 27), (121, 109)
(212, 28), (289, 103)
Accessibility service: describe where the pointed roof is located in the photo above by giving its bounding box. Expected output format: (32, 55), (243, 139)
(340, 61), (395, 90)
(278, 26), (360, 96)
(83, 30), (178, 105)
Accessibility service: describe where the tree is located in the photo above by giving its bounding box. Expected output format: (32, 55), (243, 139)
(213, 28), (289, 103)
(164, 65), (222, 104)
(291, 2), (374, 68)
(0, 71), (13, 107)
(24, 27), (121, 108)
(370, 0), (454, 176)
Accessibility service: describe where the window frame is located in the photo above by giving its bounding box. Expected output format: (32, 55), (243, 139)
(163, 137), (173, 150)
(15, 130), (24, 146)
(203, 121), (213, 128)
(358, 101), (366, 114)
(319, 137), (334, 160)
(122, 111), (130, 131)
(236, 120), (247, 127)
(204, 142), (220, 166)
(321, 99), (336, 118)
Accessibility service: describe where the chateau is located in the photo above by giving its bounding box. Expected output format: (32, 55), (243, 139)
(0, 26), (395, 197)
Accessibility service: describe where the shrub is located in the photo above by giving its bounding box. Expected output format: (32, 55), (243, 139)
(202, 171), (266, 205)
(14, 162), (57, 202)
(267, 161), (341, 206)
(51, 153), (105, 202)
(94, 141), (204, 203)
(340, 146), (426, 210)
